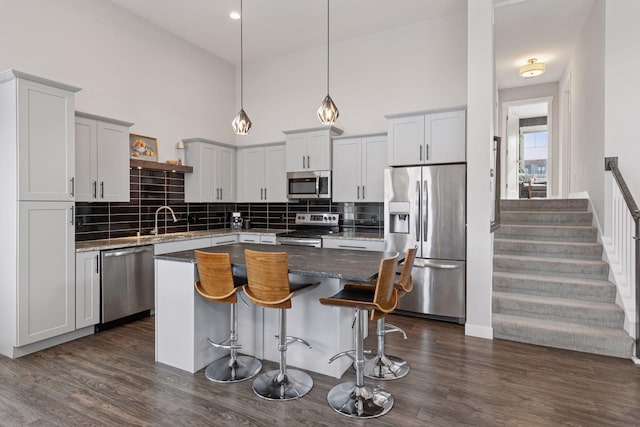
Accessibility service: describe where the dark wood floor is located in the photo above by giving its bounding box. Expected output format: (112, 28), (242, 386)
(1, 314), (639, 426)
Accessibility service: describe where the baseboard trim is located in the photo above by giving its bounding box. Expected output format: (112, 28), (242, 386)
(12, 326), (95, 358)
(465, 323), (493, 339)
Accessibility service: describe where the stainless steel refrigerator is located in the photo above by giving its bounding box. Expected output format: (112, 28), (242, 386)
(384, 164), (466, 322)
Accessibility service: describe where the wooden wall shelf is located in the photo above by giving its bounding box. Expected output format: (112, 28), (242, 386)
(130, 159), (193, 173)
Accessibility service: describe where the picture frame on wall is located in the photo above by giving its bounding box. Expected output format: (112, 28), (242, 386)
(130, 133), (158, 162)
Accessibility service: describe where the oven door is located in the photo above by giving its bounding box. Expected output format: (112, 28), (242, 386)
(287, 171), (331, 199)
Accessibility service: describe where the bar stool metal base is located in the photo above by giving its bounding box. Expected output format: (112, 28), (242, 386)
(364, 354), (409, 380)
(327, 381), (393, 418)
(252, 369), (313, 401)
(205, 354), (262, 383)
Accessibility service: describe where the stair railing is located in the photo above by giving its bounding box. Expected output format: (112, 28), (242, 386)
(605, 157), (640, 358)
(491, 136), (501, 232)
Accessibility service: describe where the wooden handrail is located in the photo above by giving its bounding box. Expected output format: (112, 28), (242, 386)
(605, 157), (640, 358)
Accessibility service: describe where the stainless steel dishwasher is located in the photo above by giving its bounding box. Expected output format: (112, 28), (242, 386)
(100, 245), (154, 324)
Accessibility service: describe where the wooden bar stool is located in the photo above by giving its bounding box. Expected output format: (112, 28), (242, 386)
(194, 250), (262, 383)
(243, 249), (318, 401)
(319, 254), (399, 418)
(363, 247), (417, 380)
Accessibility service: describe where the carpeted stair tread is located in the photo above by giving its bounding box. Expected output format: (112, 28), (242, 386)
(494, 238), (603, 260)
(493, 313), (633, 358)
(500, 199), (588, 211)
(493, 254), (609, 280)
(493, 292), (624, 328)
(501, 210), (592, 226)
(492, 271), (616, 302)
(495, 224), (597, 242)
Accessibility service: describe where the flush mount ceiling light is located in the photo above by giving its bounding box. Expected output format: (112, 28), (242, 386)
(232, 0), (251, 135)
(317, 0), (339, 125)
(520, 58), (546, 78)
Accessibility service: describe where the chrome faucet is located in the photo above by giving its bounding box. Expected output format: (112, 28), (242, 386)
(151, 206), (178, 235)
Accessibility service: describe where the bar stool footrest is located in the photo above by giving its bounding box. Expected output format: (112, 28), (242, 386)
(207, 336), (242, 350)
(327, 381), (393, 418)
(383, 323), (407, 339)
(205, 354), (262, 383)
(363, 354), (409, 380)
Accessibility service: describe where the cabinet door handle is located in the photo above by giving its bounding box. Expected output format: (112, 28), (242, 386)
(357, 185), (360, 199)
(425, 144), (429, 160)
(260, 188), (264, 200)
(307, 155), (310, 169)
(96, 254), (100, 274)
(302, 156), (305, 169)
(419, 145), (423, 161)
(70, 177), (75, 197)
(338, 244), (367, 250)
(93, 181), (97, 199)
(264, 188), (267, 200)
(70, 205), (75, 225)
(100, 181), (104, 198)
(362, 186), (365, 199)
(220, 188), (223, 199)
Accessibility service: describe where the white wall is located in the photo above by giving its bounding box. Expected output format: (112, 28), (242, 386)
(560, 0), (605, 221)
(465, 0), (494, 339)
(237, 11), (468, 144)
(0, 0), (236, 160)
(604, 0), (640, 226)
(498, 83), (559, 196)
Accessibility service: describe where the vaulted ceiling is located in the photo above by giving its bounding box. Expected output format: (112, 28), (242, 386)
(109, 0), (594, 90)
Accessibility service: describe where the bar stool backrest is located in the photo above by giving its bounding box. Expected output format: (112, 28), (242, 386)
(396, 247), (417, 293)
(371, 254), (399, 321)
(195, 251), (238, 304)
(244, 249), (293, 309)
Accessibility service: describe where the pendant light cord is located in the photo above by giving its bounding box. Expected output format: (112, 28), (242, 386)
(240, 0), (244, 108)
(326, 0), (330, 95)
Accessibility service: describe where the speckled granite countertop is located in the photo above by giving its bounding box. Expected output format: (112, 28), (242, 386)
(75, 228), (287, 253)
(154, 242), (397, 281)
(322, 232), (384, 241)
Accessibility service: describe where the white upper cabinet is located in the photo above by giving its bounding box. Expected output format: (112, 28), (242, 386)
(284, 126), (343, 172)
(387, 108), (466, 166)
(75, 112), (133, 202)
(333, 134), (387, 202)
(14, 76), (79, 201)
(184, 139), (235, 203)
(237, 144), (286, 203)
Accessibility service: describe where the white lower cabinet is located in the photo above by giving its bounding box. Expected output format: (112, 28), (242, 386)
(322, 238), (385, 252)
(211, 235), (238, 246)
(17, 201), (75, 346)
(75, 251), (100, 329)
(239, 233), (277, 245)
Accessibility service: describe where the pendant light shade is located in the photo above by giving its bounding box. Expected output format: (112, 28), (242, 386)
(232, 108), (252, 134)
(317, 94), (339, 124)
(317, 0), (339, 125)
(232, 0), (251, 135)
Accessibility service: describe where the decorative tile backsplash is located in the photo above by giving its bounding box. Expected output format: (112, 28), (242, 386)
(75, 169), (384, 241)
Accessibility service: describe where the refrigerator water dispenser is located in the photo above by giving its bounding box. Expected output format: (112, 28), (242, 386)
(389, 202), (410, 234)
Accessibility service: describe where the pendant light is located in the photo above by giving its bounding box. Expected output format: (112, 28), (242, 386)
(317, 0), (339, 125)
(232, 0), (252, 134)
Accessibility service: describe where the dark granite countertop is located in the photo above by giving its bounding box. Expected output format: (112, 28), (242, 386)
(155, 242), (398, 282)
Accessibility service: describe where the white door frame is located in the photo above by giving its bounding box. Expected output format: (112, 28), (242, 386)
(501, 96), (554, 198)
(559, 73), (572, 197)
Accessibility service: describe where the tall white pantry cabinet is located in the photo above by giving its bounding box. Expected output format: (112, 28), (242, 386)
(0, 70), (80, 358)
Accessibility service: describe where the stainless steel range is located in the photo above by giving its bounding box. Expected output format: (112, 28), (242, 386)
(276, 213), (340, 247)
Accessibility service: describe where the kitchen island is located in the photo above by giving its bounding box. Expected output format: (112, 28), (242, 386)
(155, 243), (395, 378)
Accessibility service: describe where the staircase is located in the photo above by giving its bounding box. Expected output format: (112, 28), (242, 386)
(492, 198), (634, 358)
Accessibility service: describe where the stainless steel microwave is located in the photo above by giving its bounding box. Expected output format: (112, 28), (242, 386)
(287, 171), (331, 199)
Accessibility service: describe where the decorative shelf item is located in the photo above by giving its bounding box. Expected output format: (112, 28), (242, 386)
(130, 159), (193, 173)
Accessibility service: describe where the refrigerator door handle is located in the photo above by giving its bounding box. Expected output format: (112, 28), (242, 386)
(415, 180), (421, 241)
(416, 259), (462, 270)
(423, 180), (429, 241)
